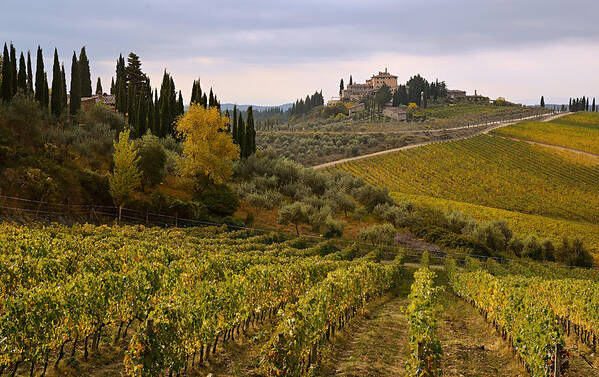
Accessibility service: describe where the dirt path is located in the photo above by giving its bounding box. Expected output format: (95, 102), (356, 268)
(313, 112), (569, 169)
(437, 289), (529, 377)
(494, 134), (599, 158)
(315, 275), (413, 376)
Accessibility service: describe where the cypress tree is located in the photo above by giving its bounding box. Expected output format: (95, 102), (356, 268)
(232, 105), (238, 144)
(593, 98), (596, 112)
(349, 75), (353, 85)
(1, 43), (11, 101)
(69, 51), (81, 115)
(17, 53), (27, 93)
(9, 43), (17, 97)
(115, 54), (127, 113)
(26, 51), (33, 94)
(148, 93), (154, 134)
(177, 90), (184, 116)
(201, 93), (207, 108)
(96, 77), (102, 95)
(246, 106), (256, 156)
(339, 78), (344, 96)
(208, 88), (214, 108)
(110, 77), (115, 95)
(35, 46), (45, 105)
(540, 96), (545, 108)
(42, 72), (49, 108)
(79, 47), (92, 97)
(238, 112), (246, 157)
(61, 65), (67, 110)
(51, 49), (63, 116)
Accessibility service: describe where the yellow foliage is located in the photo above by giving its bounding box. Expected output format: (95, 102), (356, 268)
(407, 103), (418, 110)
(176, 104), (239, 185)
(109, 129), (141, 207)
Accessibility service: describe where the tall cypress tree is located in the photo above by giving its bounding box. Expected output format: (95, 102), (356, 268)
(78, 47), (92, 97)
(110, 77), (115, 95)
(17, 53), (27, 93)
(153, 90), (159, 135)
(0, 43), (11, 101)
(339, 78), (344, 96)
(61, 65), (67, 110)
(593, 98), (596, 112)
(246, 106), (256, 156)
(35, 46), (45, 105)
(9, 43), (17, 97)
(540, 96), (545, 108)
(232, 105), (238, 144)
(96, 77), (102, 95)
(238, 112), (246, 158)
(26, 51), (33, 94)
(69, 51), (81, 115)
(177, 90), (184, 116)
(147, 92), (154, 134)
(42, 72), (49, 108)
(349, 75), (353, 85)
(51, 49), (64, 116)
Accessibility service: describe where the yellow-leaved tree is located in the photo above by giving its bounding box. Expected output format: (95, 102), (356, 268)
(177, 104), (239, 192)
(109, 129), (141, 223)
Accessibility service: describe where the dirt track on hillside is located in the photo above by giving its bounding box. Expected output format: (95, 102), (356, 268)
(313, 112), (571, 169)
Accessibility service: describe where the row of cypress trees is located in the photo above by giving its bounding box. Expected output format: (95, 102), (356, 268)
(1, 42), (93, 117)
(229, 105), (256, 158)
(569, 97), (597, 112)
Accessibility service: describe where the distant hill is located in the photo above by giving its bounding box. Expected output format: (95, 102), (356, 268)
(220, 103), (293, 112)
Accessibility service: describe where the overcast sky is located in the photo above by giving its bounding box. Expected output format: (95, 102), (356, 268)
(2, 0), (599, 105)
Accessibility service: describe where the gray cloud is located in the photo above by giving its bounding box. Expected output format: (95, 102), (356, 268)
(2, 0), (599, 104)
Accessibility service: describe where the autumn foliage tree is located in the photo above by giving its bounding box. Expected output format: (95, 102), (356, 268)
(109, 129), (141, 222)
(176, 104), (239, 192)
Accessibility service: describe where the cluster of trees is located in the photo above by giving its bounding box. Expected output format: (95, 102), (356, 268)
(229, 105), (256, 158)
(391, 76), (447, 108)
(190, 78), (220, 110)
(288, 91), (324, 117)
(0, 42), (93, 117)
(113, 53), (186, 139)
(109, 105), (240, 221)
(568, 96), (597, 112)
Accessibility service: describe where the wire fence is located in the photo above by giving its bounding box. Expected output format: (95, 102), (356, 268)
(0, 193), (596, 272)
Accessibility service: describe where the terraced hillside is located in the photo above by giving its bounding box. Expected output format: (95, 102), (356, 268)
(492, 111), (599, 155)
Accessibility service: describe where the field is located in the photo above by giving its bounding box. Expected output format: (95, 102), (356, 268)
(492, 112), (599, 155)
(333, 134), (599, 224)
(2, 223), (599, 377)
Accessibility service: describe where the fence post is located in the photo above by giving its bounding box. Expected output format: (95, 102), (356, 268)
(554, 343), (561, 376)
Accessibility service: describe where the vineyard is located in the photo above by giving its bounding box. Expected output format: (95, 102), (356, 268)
(2, 222), (599, 376)
(492, 112), (599, 155)
(332, 134), (599, 224)
(0, 223), (408, 377)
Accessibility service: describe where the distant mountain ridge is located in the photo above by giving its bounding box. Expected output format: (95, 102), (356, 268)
(220, 103), (293, 112)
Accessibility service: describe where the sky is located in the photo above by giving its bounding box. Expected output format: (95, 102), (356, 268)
(2, 0), (599, 106)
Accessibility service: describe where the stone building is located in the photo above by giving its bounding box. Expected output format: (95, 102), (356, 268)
(342, 68), (398, 101)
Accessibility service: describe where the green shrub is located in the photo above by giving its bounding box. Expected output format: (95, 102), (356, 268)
(135, 132), (167, 189)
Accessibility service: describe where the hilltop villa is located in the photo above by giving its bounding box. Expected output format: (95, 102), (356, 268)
(342, 68), (398, 101)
